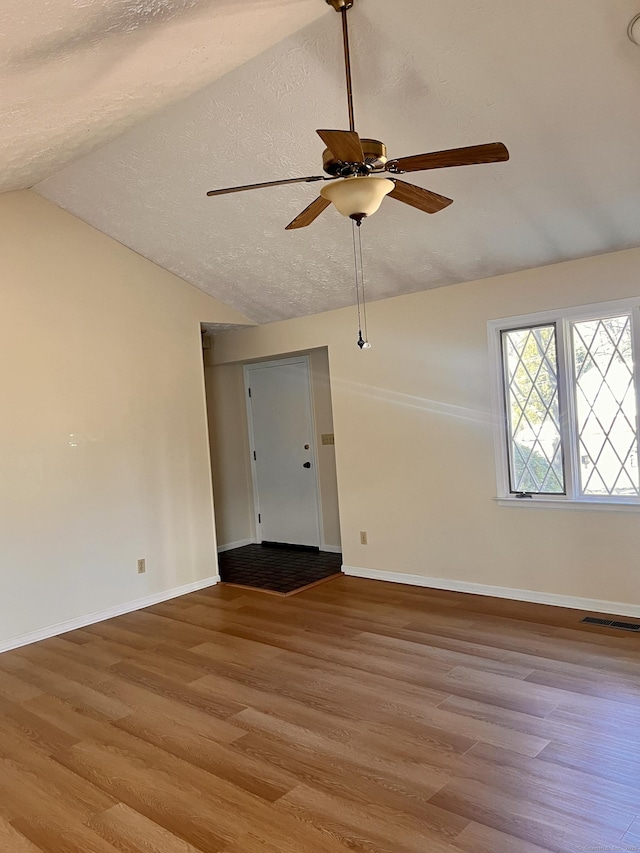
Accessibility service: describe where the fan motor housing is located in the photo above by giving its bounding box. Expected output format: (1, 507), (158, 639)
(322, 138), (387, 176)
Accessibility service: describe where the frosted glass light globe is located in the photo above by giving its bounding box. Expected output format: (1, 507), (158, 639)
(321, 176), (394, 219)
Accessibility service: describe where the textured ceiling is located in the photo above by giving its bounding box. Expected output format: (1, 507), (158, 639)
(34, 0), (640, 323)
(201, 322), (252, 336)
(1, 0), (326, 192)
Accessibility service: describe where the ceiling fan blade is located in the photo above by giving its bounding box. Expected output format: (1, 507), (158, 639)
(317, 129), (364, 163)
(389, 179), (453, 214)
(285, 196), (332, 230)
(388, 142), (509, 174)
(207, 175), (327, 197)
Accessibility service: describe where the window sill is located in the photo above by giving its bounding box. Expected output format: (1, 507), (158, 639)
(495, 497), (640, 513)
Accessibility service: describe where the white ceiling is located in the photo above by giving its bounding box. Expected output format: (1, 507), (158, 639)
(1, 0), (326, 192)
(26, 0), (640, 322)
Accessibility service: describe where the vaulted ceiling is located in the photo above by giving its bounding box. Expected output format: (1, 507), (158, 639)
(6, 0), (640, 323)
(2, 0), (326, 192)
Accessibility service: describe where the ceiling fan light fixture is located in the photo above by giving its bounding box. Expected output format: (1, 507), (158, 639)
(320, 176), (394, 219)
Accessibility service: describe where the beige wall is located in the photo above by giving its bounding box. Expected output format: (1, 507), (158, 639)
(204, 359), (255, 548)
(213, 247), (640, 611)
(205, 347), (341, 551)
(0, 190), (251, 649)
(308, 348), (341, 550)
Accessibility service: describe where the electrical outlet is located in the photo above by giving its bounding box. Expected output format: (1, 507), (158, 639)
(137, 558), (146, 574)
(360, 531), (368, 545)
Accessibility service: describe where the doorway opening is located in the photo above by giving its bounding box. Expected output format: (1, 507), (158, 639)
(203, 344), (342, 594)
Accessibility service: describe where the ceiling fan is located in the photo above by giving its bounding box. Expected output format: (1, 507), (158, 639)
(206, 0), (509, 230)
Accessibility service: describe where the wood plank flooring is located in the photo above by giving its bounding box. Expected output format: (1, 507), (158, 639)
(0, 576), (639, 852)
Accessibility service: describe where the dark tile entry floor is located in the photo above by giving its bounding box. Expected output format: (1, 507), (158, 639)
(218, 544), (342, 595)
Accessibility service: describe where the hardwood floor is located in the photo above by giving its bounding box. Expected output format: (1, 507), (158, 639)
(0, 576), (639, 852)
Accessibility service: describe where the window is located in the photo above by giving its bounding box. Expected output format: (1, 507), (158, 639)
(489, 299), (640, 507)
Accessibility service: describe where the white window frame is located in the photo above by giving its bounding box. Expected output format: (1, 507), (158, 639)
(488, 296), (640, 512)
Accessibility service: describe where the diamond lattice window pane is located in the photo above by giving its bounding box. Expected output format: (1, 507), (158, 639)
(572, 315), (639, 497)
(502, 325), (564, 494)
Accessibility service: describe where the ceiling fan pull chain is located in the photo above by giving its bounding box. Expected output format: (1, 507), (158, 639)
(352, 219), (364, 347)
(341, 6), (356, 132)
(352, 218), (371, 349)
(357, 221), (370, 347)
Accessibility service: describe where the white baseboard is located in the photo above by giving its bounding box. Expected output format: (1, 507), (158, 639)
(320, 545), (342, 554)
(342, 566), (640, 619)
(0, 574), (221, 655)
(217, 538), (255, 553)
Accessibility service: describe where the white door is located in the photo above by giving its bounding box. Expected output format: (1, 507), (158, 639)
(245, 357), (320, 547)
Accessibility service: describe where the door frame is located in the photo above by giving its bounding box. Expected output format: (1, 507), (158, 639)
(243, 355), (325, 549)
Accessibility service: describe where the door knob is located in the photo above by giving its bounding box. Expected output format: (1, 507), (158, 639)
(303, 462), (311, 468)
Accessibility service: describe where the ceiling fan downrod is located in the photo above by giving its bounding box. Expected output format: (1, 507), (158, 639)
(325, 0), (357, 132)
